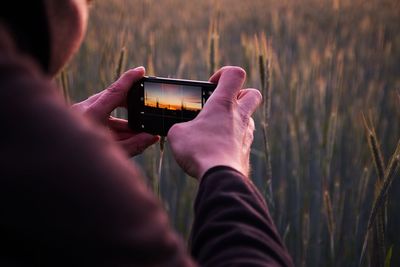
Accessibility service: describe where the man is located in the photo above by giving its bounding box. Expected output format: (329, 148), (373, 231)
(0, 0), (293, 266)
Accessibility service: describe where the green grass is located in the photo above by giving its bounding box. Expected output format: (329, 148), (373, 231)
(63, 0), (400, 266)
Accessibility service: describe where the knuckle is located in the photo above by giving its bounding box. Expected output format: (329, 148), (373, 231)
(248, 128), (255, 139)
(248, 132), (255, 145)
(107, 81), (121, 94)
(167, 123), (181, 139)
(212, 95), (235, 108)
(249, 117), (255, 131)
(240, 112), (249, 125)
(237, 104), (250, 121)
(246, 125), (255, 143)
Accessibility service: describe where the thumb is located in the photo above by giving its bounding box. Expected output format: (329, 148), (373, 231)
(209, 66), (246, 101)
(92, 67), (145, 116)
(237, 89), (263, 117)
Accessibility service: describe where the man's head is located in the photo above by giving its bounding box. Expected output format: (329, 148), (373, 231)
(0, 0), (89, 77)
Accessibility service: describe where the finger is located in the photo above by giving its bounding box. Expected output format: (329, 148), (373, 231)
(91, 67), (145, 117)
(108, 117), (133, 132)
(112, 132), (133, 141)
(119, 133), (160, 156)
(237, 89), (263, 117)
(209, 66), (246, 100)
(70, 91), (103, 112)
(82, 90), (104, 105)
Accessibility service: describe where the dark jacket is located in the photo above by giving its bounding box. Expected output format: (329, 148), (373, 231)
(0, 15), (293, 267)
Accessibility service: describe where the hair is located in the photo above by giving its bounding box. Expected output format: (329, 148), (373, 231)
(0, 1), (50, 72)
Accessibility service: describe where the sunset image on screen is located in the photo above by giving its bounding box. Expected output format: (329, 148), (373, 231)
(144, 82), (202, 111)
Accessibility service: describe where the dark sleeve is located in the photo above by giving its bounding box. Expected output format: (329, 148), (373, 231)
(190, 166), (294, 267)
(0, 54), (196, 267)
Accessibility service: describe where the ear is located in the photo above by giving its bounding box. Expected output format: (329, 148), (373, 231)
(44, 0), (88, 76)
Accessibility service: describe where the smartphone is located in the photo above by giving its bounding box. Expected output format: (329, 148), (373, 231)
(128, 76), (216, 136)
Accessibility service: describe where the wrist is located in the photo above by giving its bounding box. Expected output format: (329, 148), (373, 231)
(197, 160), (248, 182)
(200, 165), (249, 184)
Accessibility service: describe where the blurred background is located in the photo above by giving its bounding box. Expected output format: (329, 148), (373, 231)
(62, 0), (400, 266)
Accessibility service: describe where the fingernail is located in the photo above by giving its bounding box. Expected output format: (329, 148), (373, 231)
(135, 66), (145, 72)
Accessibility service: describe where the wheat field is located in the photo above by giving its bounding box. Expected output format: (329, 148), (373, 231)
(62, 0), (400, 266)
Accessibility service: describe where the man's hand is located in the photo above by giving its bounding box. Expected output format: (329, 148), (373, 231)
(167, 66), (262, 180)
(72, 67), (159, 156)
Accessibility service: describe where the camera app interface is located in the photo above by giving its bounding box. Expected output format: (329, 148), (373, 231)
(140, 81), (209, 134)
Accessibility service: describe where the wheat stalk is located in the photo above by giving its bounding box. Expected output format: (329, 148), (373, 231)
(367, 153), (400, 231)
(112, 46), (127, 118)
(208, 17), (219, 76)
(114, 46), (127, 81)
(301, 213), (310, 267)
(360, 125), (400, 266)
(157, 137), (166, 198)
(256, 33), (274, 210)
(363, 114), (386, 181)
(147, 33), (155, 76)
(323, 190), (335, 259)
(60, 70), (71, 104)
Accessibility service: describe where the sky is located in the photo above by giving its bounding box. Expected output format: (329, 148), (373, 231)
(144, 82), (202, 111)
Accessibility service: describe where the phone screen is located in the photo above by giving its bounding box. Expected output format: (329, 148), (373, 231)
(128, 77), (215, 136)
(143, 81), (204, 121)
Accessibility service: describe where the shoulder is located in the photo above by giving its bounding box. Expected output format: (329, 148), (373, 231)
(0, 52), (140, 182)
(0, 52), (153, 227)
